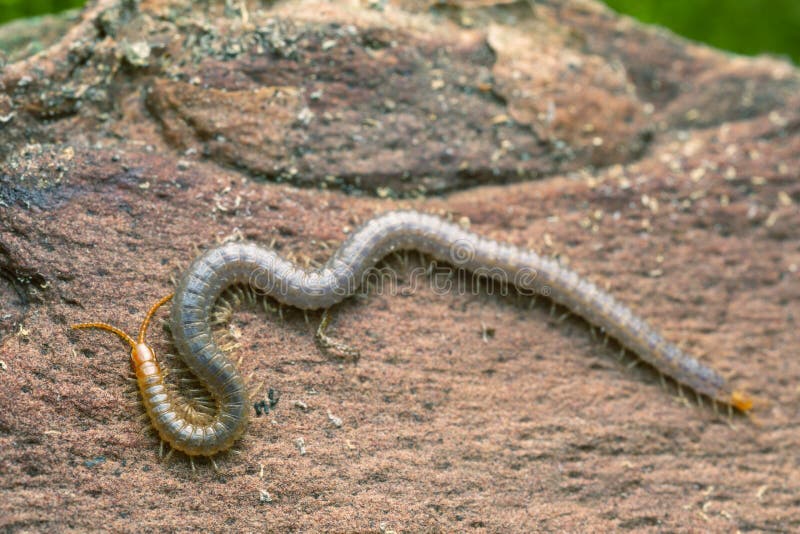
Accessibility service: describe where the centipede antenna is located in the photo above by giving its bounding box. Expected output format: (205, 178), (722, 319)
(138, 294), (174, 344)
(72, 322), (137, 351)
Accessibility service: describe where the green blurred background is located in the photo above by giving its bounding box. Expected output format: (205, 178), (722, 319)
(0, 0), (798, 64)
(0, 0), (84, 24)
(604, 0), (800, 63)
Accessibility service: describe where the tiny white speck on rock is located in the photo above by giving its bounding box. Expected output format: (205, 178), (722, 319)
(327, 409), (343, 428)
(294, 437), (307, 455)
(122, 40), (151, 67)
(297, 107), (315, 126)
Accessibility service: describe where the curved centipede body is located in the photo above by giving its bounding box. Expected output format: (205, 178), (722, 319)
(74, 210), (753, 461)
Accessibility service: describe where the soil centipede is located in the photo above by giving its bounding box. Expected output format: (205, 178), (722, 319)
(72, 210), (753, 460)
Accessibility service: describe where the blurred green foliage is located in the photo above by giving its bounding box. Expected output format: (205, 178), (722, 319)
(0, 0), (84, 24)
(0, 1), (798, 64)
(604, 0), (800, 63)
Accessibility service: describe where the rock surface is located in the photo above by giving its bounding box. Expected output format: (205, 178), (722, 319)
(1, 0), (798, 531)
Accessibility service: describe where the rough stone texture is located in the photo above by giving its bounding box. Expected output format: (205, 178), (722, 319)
(1, 0), (798, 531)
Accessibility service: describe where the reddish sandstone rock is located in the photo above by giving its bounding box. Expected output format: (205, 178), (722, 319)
(1, 0), (798, 531)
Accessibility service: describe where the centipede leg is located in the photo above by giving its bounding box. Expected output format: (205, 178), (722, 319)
(220, 342), (242, 353)
(190, 456), (196, 472)
(315, 308), (360, 360)
(391, 251), (403, 271)
(231, 287), (244, 306)
(210, 457), (219, 473)
(425, 259), (435, 277)
(249, 382), (264, 399)
(163, 447), (174, 463)
(246, 286), (256, 305)
(726, 416), (737, 430)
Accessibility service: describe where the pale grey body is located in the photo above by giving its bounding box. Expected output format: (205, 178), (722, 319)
(168, 210), (737, 456)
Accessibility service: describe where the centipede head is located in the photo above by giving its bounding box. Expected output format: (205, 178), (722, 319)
(71, 294), (173, 366)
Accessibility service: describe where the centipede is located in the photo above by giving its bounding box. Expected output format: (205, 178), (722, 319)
(72, 210), (754, 463)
